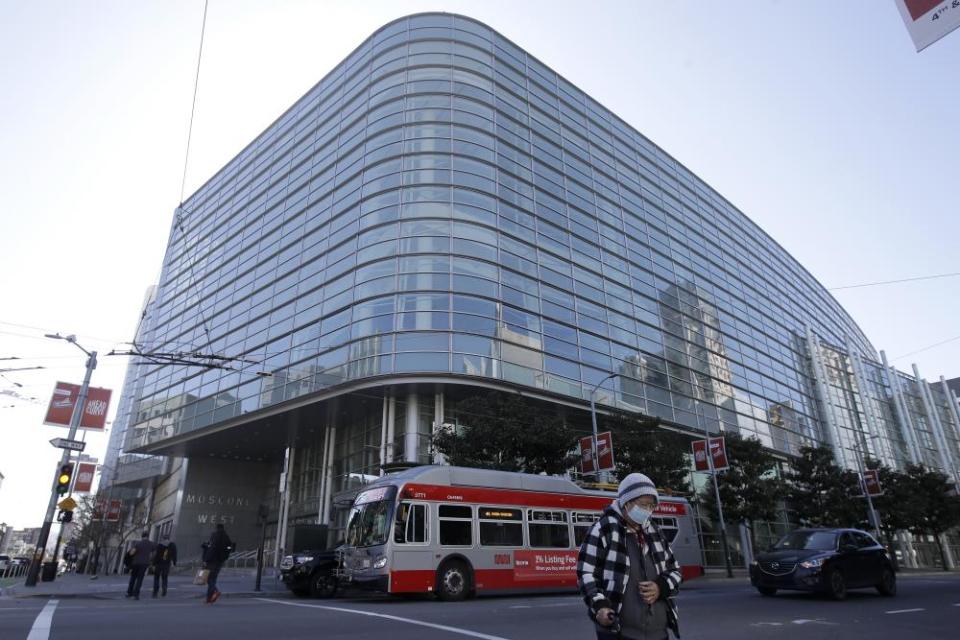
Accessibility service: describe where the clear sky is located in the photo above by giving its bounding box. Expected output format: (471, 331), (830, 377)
(1, 1), (957, 529)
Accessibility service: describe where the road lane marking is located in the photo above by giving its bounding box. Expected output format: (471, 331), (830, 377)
(26, 599), (58, 640)
(257, 598), (513, 640)
(886, 608), (924, 614)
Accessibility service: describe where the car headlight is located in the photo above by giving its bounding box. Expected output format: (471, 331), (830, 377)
(294, 555), (315, 564)
(373, 556), (387, 569)
(750, 560), (758, 567)
(800, 557), (825, 569)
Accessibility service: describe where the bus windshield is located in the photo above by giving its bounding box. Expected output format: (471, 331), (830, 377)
(346, 486), (397, 548)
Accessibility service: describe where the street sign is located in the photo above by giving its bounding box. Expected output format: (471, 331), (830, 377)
(692, 437), (729, 472)
(895, 0), (960, 52)
(49, 437), (86, 452)
(596, 431), (616, 472)
(57, 496), (78, 511)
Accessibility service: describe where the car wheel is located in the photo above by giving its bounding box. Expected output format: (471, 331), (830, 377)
(436, 560), (471, 602)
(827, 569), (847, 601)
(310, 572), (338, 599)
(876, 568), (896, 597)
(757, 587), (777, 597)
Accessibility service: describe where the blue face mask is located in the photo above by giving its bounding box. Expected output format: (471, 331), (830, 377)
(627, 504), (654, 526)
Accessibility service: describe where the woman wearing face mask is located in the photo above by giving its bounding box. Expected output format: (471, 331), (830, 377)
(577, 473), (682, 640)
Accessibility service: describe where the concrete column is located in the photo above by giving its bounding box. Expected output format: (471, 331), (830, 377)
(912, 364), (954, 477)
(275, 446), (295, 566)
(433, 390), (446, 465)
(405, 391), (419, 463)
(805, 327), (844, 463)
(320, 426), (336, 524)
(938, 533), (957, 570)
(386, 393), (396, 463)
(845, 336), (885, 461)
(739, 522), (754, 569)
(939, 377), (960, 485)
(880, 351), (923, 465)
(379, 392), (389, 473)
(897, 531), (918, 569)
(316, 426), (331, 523)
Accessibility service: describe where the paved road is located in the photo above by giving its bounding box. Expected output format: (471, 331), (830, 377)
(2, 574), (958, 639)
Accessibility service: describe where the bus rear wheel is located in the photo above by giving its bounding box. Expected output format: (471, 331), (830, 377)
(436, 560), (471, 602)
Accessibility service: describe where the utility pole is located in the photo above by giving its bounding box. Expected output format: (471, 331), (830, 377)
(694, 395), (734, 578)
(25, 334), (97, 587)
(589, 373), (618, 482)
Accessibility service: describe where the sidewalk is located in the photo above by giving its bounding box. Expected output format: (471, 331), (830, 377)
(0, 568), (288, 600)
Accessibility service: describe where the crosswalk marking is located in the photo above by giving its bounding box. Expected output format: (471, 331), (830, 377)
(26, 599), (58, 640)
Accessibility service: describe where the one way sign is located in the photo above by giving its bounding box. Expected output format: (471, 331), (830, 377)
(50, 437), (86, 452)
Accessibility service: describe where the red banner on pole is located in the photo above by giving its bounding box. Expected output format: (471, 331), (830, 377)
(692, 437), (729, 472)
(596, 431), (615, 472)
(73, 463), (97, 493)
(43, 382), (112, 431)
(580, 435), (596, 475)
(861, 470), (883, 497)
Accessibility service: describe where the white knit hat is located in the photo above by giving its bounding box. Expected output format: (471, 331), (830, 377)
(617, 472), (659, 509)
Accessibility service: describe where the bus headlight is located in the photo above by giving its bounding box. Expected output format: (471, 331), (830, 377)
(373, 556), (387, 569)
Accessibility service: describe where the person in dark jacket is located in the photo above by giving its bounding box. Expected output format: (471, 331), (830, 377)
(152, 534), (178, 598)
(201, 524), (233, 603)
(125, 532), (156, 600)
(577, 473), (682, 640)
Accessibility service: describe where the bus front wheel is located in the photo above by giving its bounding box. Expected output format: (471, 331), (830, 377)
(436, 560), (471, 602)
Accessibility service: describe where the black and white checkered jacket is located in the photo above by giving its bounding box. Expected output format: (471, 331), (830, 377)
(576, 502), (682, 638)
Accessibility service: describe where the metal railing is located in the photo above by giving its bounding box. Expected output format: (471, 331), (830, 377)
(1, 563), (30, 580)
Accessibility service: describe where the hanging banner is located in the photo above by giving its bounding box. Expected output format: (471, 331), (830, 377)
(73, 462), (97, 493)
(894, 0), (960, 51)
(596, 431), (615, 472)
(692, 437), (729, 472)
(580, 435), (596, 475)
(859, 469), (884, 497)
(43, 382), (112, 431)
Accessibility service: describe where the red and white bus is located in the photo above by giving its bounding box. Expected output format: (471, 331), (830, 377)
(340, 465), (703, 600)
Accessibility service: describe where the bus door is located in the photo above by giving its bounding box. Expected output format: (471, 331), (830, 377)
(390, 500), (433, 592)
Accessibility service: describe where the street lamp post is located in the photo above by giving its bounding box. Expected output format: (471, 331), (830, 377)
(25, 334), (97, 587)
(848, 436), (882, 539)
(589, 373), (618, 481)
(692, 396), (734, 578)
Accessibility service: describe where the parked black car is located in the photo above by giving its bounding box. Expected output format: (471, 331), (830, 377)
(749, 528), (896, 600)
(280, 548), (341, 598)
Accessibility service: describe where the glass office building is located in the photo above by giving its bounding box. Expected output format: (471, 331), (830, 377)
(123, 14), (960, 542)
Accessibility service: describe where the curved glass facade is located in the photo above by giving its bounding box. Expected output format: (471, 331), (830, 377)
(127, 14), (959, 482)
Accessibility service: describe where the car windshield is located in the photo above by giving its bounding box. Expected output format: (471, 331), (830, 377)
(345, 486), (397, 548)
(773, 531), (837, 551)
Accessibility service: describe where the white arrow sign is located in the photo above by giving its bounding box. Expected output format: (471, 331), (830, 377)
(49, 437), (86, 452)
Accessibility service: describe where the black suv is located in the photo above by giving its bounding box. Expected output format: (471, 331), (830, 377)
(750, 528), (896, 600)
(280, 548), (341, 598)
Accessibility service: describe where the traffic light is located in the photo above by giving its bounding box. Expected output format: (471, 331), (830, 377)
(56, 463), (74, 495)
(57, 509), (73, 523)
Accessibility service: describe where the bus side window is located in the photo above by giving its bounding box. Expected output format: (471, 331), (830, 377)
(438, 504), (473, 546)
(573, 512), (600, 547)
(395, 503), (428, 544)
(651, 517), (678, 543)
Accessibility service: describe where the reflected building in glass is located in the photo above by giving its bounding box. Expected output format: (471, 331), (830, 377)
(114, 13), (960, 553)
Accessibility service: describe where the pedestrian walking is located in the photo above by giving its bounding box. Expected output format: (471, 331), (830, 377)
(201, 523), (233, 604)
(152, 534), (178, 598)
(125, 532), (156, 601)
(576, 473), (683, 640)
